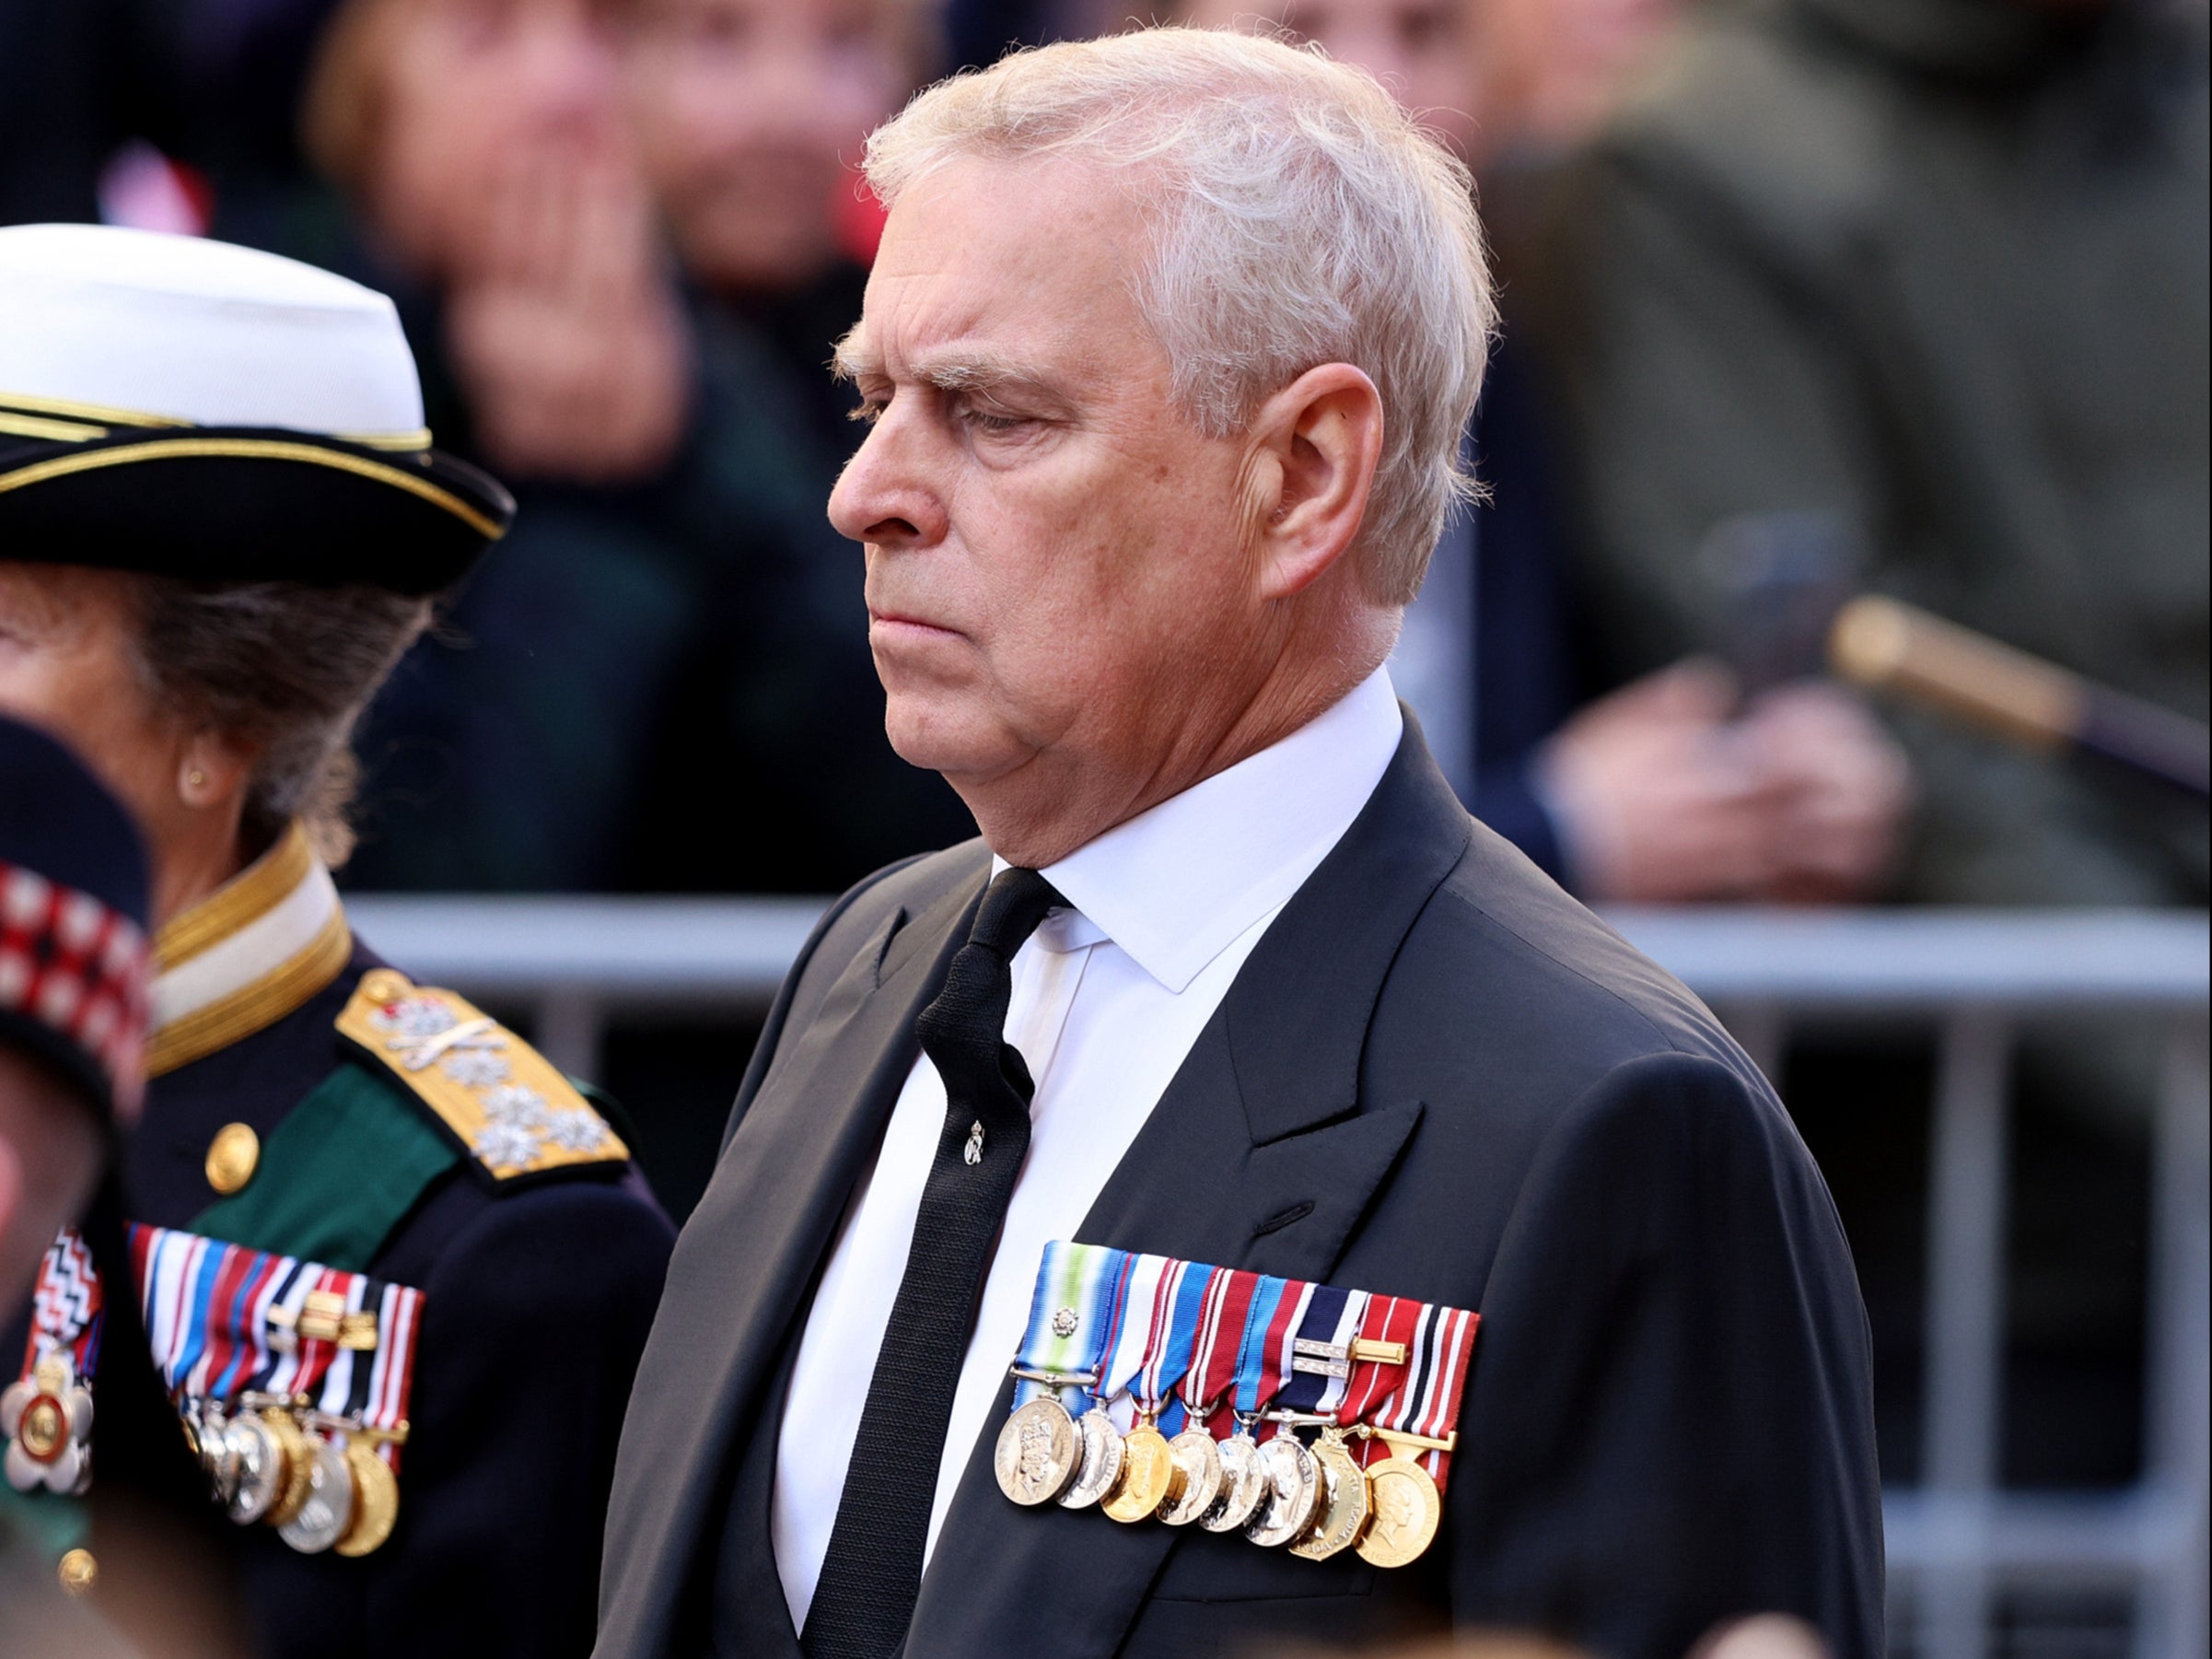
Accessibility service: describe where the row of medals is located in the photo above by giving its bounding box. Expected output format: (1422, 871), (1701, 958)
(180, 1394), (400, 1559)
(994, 1393), (1441, 1569)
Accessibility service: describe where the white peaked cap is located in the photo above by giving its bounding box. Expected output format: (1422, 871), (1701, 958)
(0, 223), (426, 437)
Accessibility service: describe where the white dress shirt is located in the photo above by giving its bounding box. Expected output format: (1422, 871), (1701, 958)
(773, 668), (1404, 1630)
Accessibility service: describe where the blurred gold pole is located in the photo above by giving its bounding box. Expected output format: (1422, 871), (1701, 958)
(1829, 595), (2211, 797)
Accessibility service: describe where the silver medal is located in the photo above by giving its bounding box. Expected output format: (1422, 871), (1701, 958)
(1055, 1406), (1126, 1510)
(1243, 1433), (1321, 1547)
(1158, 1425), (1224, 1526)
(1199, 1431), (1267, 1532)
(224, 1413), (283, 1525)
(994, 1397), (1081, 1505)
(276, 1435), (356, 1554)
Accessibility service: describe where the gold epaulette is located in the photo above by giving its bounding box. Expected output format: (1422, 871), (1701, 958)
(336, 969), (629, 1184)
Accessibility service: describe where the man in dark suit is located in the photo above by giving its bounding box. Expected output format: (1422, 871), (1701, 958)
(598, 26), (1881, 1659)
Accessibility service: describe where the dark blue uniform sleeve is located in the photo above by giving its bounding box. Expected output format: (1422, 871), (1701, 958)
(1447, 1050), (1884, 1657)
(355, 1182), (673, 1658)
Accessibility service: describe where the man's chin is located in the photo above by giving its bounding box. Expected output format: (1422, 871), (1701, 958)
(882, 699), (1022, 786)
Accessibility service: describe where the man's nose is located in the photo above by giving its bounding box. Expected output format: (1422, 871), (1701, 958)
(827, 408), (947, 549)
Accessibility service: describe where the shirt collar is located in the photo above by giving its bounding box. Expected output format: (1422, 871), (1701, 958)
(998, 668), (1403, 993)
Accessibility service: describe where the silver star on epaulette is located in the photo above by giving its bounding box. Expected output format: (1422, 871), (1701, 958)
(470, 1120), (544, 1171)
(439, 1048), (513, 1088)
(481, 1084), (552, 1129)
(542, 1111), (611, 1153)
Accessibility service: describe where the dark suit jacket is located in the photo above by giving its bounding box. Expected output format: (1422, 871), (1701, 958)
(597, 719), (1883, 1659)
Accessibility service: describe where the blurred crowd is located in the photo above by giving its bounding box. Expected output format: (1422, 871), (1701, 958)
(3, 0), (2201, 914)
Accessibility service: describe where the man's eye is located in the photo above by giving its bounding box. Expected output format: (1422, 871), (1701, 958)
(848, 398), (887, 425)
(956, 403), (1030, 434)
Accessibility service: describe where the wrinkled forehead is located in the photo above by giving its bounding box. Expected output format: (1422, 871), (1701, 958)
(837, 154), (1157, 384)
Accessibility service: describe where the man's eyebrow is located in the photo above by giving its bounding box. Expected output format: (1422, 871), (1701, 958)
(832, 333), (1058, 398)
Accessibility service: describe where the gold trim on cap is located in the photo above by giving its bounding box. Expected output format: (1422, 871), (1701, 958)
(0, 390), (193, 427)
(3, 391), (434, 452)
(157, 824), (317, 972)
(146, 907), (352, 1078)
(338, 427), (435, 451)
(0, 411), (109, 442)
(0, 438), (502, 539)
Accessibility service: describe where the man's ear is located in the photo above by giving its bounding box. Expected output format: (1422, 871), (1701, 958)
(1240, 363), (1384, 601)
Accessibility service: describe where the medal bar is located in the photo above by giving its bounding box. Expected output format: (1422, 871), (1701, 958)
(995, 1244), (1481, 1571)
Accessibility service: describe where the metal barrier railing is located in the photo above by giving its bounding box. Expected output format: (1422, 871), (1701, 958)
(343, 897), (2210, 1658)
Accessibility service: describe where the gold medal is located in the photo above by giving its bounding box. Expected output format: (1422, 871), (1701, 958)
(1289, 1429), (1371, 1561)
(1055, 1405), (1127, 1510)
(1158, 1423), (1223, 1526)
(334, 1442), (401, 1557)
(1243, 1433), (1321, 1548)
(1198, 1429), (1268, 1533)
(276, 1434), (355, 1555)
(15, 1393), (65, 1461)
(994, 1397), (1081, 1506)
(1355, 1453), (1441, 1568)
(1100, 1418), (1181, 1524)
(262, 1410), (317, 1527)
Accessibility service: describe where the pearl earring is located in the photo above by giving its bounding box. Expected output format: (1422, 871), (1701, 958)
(186, 767), (207, 790)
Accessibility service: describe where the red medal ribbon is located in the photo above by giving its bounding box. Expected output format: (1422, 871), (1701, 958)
(1179, 1266), (1256, 1434)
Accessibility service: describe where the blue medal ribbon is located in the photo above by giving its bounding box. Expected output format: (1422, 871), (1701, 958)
(1141, 1258), (1214, 1435)
(1274, 1283), (1352, 1416)
(1010, 1240), (1130, 1409)
(1230, 1274), (1292, 1418)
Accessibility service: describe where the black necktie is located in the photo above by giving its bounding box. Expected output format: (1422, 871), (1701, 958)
(800, 867), (1067, 1659)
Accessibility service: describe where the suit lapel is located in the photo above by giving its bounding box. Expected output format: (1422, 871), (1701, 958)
(908, 719), (1473, 1657)
(600, 856), (989, 1656)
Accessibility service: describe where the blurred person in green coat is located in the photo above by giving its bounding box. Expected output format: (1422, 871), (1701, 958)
(1546, 0), (2209, 911)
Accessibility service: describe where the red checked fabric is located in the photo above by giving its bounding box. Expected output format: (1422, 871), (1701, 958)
(0, 859), (152, 1121)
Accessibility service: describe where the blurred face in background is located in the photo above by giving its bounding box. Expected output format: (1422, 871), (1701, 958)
(1180, 0), (1682, 164)
(1181, 0), (1484, 158)
(627, 0), (914, 295)
(1473, 0), (1680, 155)
(312, 0), (638, 283)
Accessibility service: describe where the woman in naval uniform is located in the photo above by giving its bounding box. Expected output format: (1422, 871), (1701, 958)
(0, 223), (676, 1658)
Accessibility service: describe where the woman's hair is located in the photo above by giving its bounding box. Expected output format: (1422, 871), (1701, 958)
(124, 578), (433, 867)
(861, 26), (1496, 606)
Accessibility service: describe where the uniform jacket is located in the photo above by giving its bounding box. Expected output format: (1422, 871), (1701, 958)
(596, 720), (1883, 1659)
(8, 829), (676, 1659)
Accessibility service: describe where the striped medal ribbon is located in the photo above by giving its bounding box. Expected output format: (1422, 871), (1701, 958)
(129, 1223), (423, 1556)
(1134, 1257), (1212, 1437)
(995, 1240), (1128, 1507)
(1007, 1240), (1128, 1408)
(1335, 1293), (1424, 1435)
(3, 1228), (104, 1494)
(1348, 1300), (1481, 1570)
(1093, 1252), (1184, 1524)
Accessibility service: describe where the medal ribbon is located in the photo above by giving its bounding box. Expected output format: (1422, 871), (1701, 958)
(1096, 1250), (1174, 1421)
(1361, 1302), (1481, 1493)
(17, 1227), (104, 1382)
(1273, 1285), (1367, 1421)
(1009, 1240), (1129, 1408)
(127, 1224), (427, 1472)
(1179, 1266), (1256, 1433)
(1336, 1294), (1422, 1434)
(1134, 1257), (1211, 1435)
(1231, 1274), (1314, 1436)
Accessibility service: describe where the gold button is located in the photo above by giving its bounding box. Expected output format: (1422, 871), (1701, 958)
(205, 1122), (261, 1195)
(57, 1547), (98, 1595)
